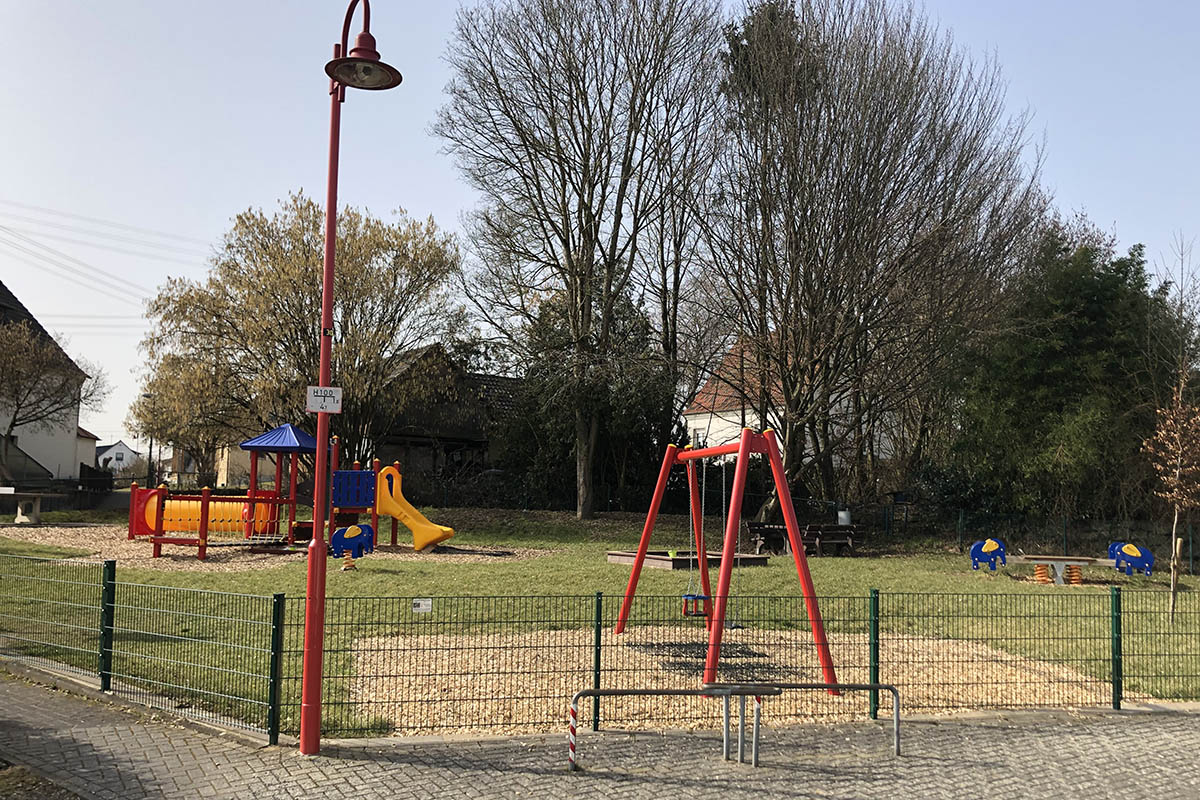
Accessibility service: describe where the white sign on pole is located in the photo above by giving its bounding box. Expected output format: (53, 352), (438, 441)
(412, 598), (433, 614)
(306, 386), (343, 414)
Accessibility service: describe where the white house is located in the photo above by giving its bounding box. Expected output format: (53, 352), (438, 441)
(76, 426), (99, 470)
(0, 280), (90, 483)
(95, 440), (141, 472)
(683, 342), (899, 480)
(683, 344), (774, 449)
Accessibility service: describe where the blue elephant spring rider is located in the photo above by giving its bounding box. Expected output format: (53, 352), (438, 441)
(1108, 542), (1154, 577)
(330, 523), (375, 571)
(970, 538), (1007, 571)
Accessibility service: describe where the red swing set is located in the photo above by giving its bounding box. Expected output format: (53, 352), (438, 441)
(615, 428), (839, 687)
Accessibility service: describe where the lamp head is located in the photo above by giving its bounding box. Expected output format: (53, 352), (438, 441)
(325, 31), (402, 90)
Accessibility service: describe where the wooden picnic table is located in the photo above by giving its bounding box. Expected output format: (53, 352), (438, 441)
(1009, 554), (1116, 585)
(0, 489), (67, 524)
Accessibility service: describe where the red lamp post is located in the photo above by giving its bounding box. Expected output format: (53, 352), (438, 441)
(300, 0), (402, 757)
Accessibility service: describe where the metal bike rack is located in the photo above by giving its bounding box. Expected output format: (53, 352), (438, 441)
(567, 681), (901, 772)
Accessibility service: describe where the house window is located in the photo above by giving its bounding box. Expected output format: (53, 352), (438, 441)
(115, 452), (124, 463)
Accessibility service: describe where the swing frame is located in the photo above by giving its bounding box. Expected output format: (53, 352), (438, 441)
(614, 428), (839, 687)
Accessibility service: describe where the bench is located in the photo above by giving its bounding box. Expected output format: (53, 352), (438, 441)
(0, 489), (67, 524)
(746, 521), (862, 557)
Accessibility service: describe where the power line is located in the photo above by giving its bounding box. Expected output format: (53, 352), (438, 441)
(5, 226), (209, 267)
(0, 213), (211, 257)
(40, 314), (147, 320)
(0, 238), (144, 307)
(0, 225), (154, 296)
(0, 198), (212, 246)
(0, 239), (144, 304)
(50, 324), (149, 330)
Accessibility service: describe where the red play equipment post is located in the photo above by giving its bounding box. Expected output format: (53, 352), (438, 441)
(246, 448), (258, 539)
(762, 428), (838, 689)
(198, 487), (211, 561)
(615, 444), (678, 633)
(370, 458), (380, 536)
(702, 429), (753, 683)
(614, 428), (839, 688)
(273, 455), (285, 537)
(287, 453), (299, 545)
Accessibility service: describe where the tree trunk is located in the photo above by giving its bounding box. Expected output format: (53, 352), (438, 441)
(0, 419), (17, 484)
(1169, 505), (1180, 623)
(575, 409), (598, 520)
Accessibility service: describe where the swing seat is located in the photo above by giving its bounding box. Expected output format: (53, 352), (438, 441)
(681, 593), (709, 617)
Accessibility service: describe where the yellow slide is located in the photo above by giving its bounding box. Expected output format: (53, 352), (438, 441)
(375, 465), (454, 551)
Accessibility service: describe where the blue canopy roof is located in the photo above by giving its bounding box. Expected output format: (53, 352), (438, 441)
(239, 423), (318, 454)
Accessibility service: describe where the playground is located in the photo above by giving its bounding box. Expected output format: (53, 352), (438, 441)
(1, 429), (1194, 745)
(0, 424), (1193, 751)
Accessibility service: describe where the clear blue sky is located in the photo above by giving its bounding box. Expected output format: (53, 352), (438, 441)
(1, 0), (1196, 449)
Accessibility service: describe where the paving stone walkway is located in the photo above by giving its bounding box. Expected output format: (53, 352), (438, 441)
(1, 670), (1198, 799)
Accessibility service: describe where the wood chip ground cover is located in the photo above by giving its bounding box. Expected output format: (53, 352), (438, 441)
(348, 626), (1123, 736)
(0, 525), (548, 571)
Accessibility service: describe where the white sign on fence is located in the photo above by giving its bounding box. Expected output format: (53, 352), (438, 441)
(412, 598), (433, 614)
(306, 386), (343, 414)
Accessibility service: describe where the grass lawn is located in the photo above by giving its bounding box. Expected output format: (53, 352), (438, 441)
(6, 506), (1191, 598)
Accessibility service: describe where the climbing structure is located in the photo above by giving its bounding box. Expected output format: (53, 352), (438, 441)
(615, 428), (839, 686)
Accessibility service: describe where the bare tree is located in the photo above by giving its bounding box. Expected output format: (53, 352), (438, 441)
(0, 321), (109, 483)
(434, 0), (723, 518)
(1144, 382), (1200, 621)
(1143, 236), (1200, 620)
(701, 0), (1044, 500)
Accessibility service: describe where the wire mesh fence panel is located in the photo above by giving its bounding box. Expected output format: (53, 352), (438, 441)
(601, 594), (870, 729)
(876, 592), (1111, 715)
(1123, 590), (1200, 701)
(0, 554), (102, 677)
(280, 595), (597, 738)
(8, 561), (1194, 742)
(108, 582), (275, 732)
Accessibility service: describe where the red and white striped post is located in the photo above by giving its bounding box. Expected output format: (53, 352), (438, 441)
(567, 698), (578, 771)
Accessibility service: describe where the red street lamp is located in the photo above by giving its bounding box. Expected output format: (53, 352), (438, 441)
(300, 0), (401, 756)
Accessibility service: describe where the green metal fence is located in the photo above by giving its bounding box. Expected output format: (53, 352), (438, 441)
(0, 554), (283, 741)
(280, 589), (1200, 737)
(0, 554), (103, 677)
(1123, 590), (1200, 703)
(105, 582), (281, 735)
(4, 553), (1200, 741)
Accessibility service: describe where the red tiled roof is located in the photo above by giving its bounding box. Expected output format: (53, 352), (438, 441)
(76, 426), (100, 440)
(683, 343), (780, 416)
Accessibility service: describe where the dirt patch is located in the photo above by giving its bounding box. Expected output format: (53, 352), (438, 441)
(349, 626), (1126, 736)
(0, 762), (79, 800)
(0, 525), (552, 572)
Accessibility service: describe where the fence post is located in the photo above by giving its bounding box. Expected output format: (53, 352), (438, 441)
(592, 591), (603, 731)
(1110, 586), (1122, 711)
(868, 589), (879, 720)
(267, 593), (286, 745)
(98, 560), (116, 691)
